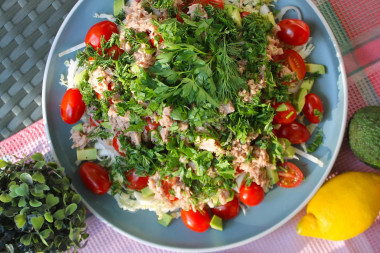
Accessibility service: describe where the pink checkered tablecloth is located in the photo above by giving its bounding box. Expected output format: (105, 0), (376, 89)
(1, 0), (380, 252)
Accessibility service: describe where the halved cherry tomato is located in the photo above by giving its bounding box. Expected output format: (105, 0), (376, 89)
(113, 132), (126, 157)
(275, 49), (306, 81)
(277, 162), (303, 188)
(240, 11), (251, 18)
(272, 102), (297, 125)
(303, 93), (324, 124)
(145, 117), (160, 132)
(194, 0), (224, 8)
(85, 21), (118, 50)
(239, 181), (264, 206)
(79, 162), (111, 195)
(210, 194), (239, 220)
(181, 208), (211, 233)
(60, 88), (85, 124)
(150, 34), (163, 48)
(277, 19), (310, 46)
(106, 45), (124, 60)
(276, 122), (310, 144)
(125, 169), (149, 190)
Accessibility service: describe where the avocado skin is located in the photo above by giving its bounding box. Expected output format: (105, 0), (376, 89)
(348, 106), (380, 170)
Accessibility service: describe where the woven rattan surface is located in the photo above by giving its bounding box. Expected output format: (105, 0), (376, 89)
(0, 0), (77, 140)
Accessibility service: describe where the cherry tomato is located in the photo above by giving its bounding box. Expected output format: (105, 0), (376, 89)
(277, 19), (310, 46)
(272, 102), (297, 125)
(60, 88), (85, 124)
(106, 45), (124, 60)
(210, 194), (239, 220)
(125, 169), (149, 190)
(275, 49), (306, 81)
(277, 162), (303, 188)
(150, 34), (163, 48)
(194, 0), (224, 8)
(181, 208), (211, 233)
(162, 177), (179, 201)
(276, 122), (310, 144)
(79, 162), (111, 195)
(240, 11), (251, 18)
(145, 117), (159, 132)
(303, 93), (324, 124)
(113, 132), (126, 157)
(239, 181), (264, 206)
(85, 21), (118, 50)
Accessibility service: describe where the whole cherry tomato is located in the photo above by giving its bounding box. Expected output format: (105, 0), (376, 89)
(181, 208), (211, 233)
(277, 162), (304, 188)
(60, 88), (85, 124)
(275, 49), (306, 81)
(210, 194), (239, 220)
(277, 19), (310, 46)
(106, 45), (124, 60)
(145, 117), (160, 132)
(113, 132), (126, 157)
(276, 122), (310, 144)
(125, 169), (149, 191)
(239, 181), (264, 206)
(303, 93), (324, 123)
(272, 102), (297, 124)
(85, 21), (118, 50)
(150, 34), (163, 48)
(79, 162), (111, 195)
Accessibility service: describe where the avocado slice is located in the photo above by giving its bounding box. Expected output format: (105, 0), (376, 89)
(158, 213), (173, 227)
(225, 4), (242, 28)
(210, 215), (223, 231)
(305, 64), (326, 74)
(74, 69), (88, 86)
(293, 88), (309, 112)
(72, 123), (83, 132)
(349, 106), (380, 170)
(77, 148), (97, 161)
(114, 0), (124, 16)
(300, 79), (314, 93)
(141, 187), (155, 198)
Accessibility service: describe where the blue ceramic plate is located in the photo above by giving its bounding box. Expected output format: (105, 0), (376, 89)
(42, 0), (347, 251)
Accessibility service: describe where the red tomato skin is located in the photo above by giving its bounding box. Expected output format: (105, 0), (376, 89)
(210, 194), (239, 220)
(272, 102), (297, 125)
(240, 11), (251, 18)
(277, 162), (304, 188)
(275, 49), (306, 82)
(112, 132), (126, 157)
(277, 19), (310, 46)
(181, 209), (211, 233)
(145, 117), (160, 132)
(60, 88), (85, 124)
(303, 93), (324, 124)
(79, 162), (111, 195)
(239, 182), (265, 206)
(106, 45), (124, 60)
(195, 0), (224, 8)
(85, 21), (118, 50)
(125, 169), (149, 190)
(277, 122), (311, 144)
(162, 177), (179, 201)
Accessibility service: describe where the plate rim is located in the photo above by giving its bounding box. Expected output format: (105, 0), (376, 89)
(42, 0), (348, 251)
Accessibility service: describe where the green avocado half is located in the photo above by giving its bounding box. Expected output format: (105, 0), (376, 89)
(348, 106), (380, 170)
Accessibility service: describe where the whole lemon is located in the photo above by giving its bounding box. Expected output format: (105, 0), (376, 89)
(297, 171), (380, 240)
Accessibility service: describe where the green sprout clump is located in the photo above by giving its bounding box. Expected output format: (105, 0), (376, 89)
(0, 153), (88, 253)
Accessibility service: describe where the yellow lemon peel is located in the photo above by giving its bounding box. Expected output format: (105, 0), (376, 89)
(297, 171), (380, 241)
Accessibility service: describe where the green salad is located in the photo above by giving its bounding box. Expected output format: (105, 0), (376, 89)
(59, 0), (325, 232)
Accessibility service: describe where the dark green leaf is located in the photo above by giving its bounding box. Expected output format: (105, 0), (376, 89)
(32, 172), (46, 183)
(46, 194), (59, 208)
(20, 172), (33, 185)
(71, 194), (82, 204)
(20, 234), (32, 246)
(31, 153), (44, 161)
(29, 199), (42, 207)
(53, 209), (65, 220)
(18, 197), (26, 207)
(31, 216), (44, 231)
(34, 160), (46, 169)
(14, 214), (26, 228)
(44, 212), (53, 223)
(0, 193), (12, 203)
(15, 183), (29, 197)
(65, 203), (77, 216)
